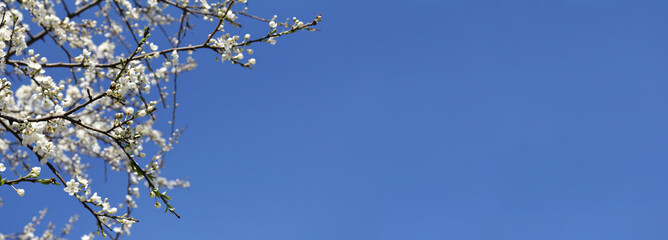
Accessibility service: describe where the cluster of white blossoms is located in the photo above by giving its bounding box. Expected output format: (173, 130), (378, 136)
(0, 0), (320, 238)
(0, 208), (79, 240)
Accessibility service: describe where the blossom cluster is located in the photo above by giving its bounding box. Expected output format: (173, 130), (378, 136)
(0, 0), (320, 239)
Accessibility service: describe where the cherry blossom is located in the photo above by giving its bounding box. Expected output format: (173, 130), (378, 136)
(0, 0), (320, 238)
(64, 179), (80, 196)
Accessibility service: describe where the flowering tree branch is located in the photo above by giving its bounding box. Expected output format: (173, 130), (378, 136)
(0, 0), (321, 238)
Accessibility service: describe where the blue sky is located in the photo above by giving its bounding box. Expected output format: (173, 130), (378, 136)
(4, 0), (668, 239)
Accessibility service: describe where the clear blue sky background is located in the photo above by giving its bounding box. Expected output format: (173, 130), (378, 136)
(4, 0), (668, 239)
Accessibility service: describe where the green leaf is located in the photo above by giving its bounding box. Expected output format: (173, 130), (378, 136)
(163, 202), (172, 213)
(159, 191), (172, 201)
(37, 179), (54, 185)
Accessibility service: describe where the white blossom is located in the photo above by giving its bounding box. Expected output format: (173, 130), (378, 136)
(64, 179), (80, 196)
(76, 176), (89, 187)
(81, 233), (94, 240)
(90, 193), (101, 203)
